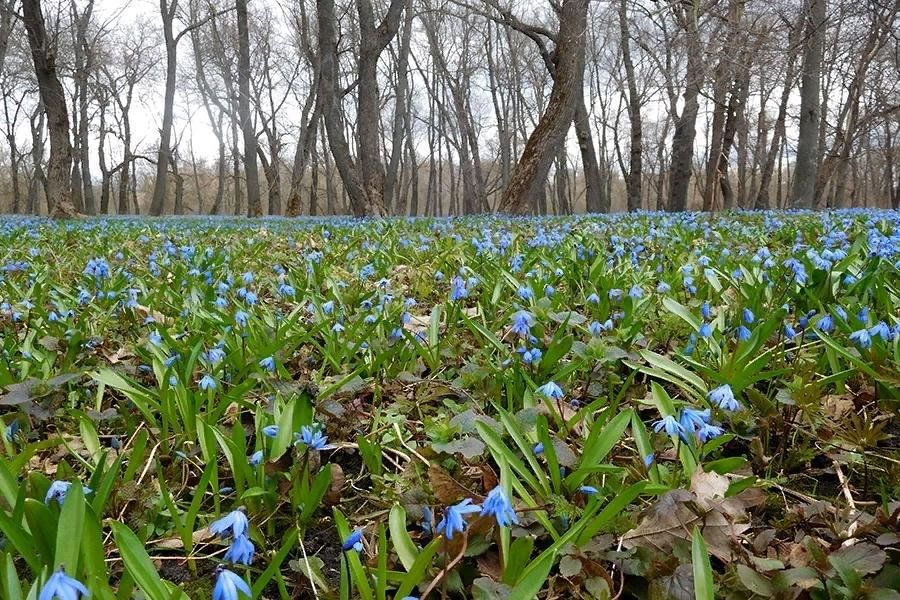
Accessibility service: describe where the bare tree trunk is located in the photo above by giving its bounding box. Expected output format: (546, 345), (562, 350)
(22, 0), (77, 218)
(791, 0), (826, 208)
(384, 0), (413, 213)
(618, 0), (642, 212)
(72, 0), (96, 215)
(499, 0), (588, 213)
(668, 4), (704, 212)
(317, 0), (367, 215)
(150, 0), (178, 216)
(236, 0), (261, 217)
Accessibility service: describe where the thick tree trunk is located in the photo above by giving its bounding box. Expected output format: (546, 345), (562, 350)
(790, 0), (826, 209)
(22, 0), (77, 218)
(317, 0), (368, 215)
(236, 0), (261, 217)
(499, 0), (588, 213)
(618, 0), (642, 212)
(150, 1), (177, 216)
(668, 5), (704, 213)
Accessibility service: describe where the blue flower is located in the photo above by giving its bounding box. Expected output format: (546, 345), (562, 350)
(342, 529), (364, 552)
(701, 302), (712, 319)
(510, 310), (535, 336)
(258, 356), (275, 372)
(421, 506), (434, 535)
(235, 311), (249, 327)
(296, 425), (329, 450)
(736, 325), (752, 341)
(248, 450), (264, 466)
(697, 423), (725, 443)
(450, 277), (468, 301)
(44, 481), (91, 506)
(5, 419), (20, 442)
(213, 567), (251, 600)
(148, 331), (162, 346)
(39, 568), (89, 600)
(586, 292), (600, 304)
(209, 509), (249, 539)
(870, 321), (891, 341)
(532, 442), (544, 455)
(817, 314), (834, 332)
(699, 322), (713, 338)
(262, 425), (279, 438)
(784, 324), (797, 339)
(656, 282), (671, 294)
(199, 374), (217, 391)
(679, 408), (711, 435)
(849, 328), (872, 349)
(579, 485), (599, 495)
(223, 534), (255, 565)
(480, 487), (518, 528)
(643, 453), (655, 467)
(536, 382), (564, 400)
(742, 308), (755, 324)
(708, 384), (740, 412)
(652, 415), (685, 438)
(435, 499), (481, 540)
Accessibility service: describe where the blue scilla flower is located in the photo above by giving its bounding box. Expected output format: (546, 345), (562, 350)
(262, 425), (279, 438)
(248, 450), (264, 467)
(544, 284), (555, 297)
(45, 481), (91, 506)
(697, 423), (725, 443)
(679, 408), (711, 434)
(213, 567), (251, 600)
(296, 425), (329, 450)
(608, 288), (623, 302)
(244, 291), (258, 306)
(39, 568), (89, 600)
(784, 324), (797, 339)
(817, 314), (835, 332)
(628, 286), (643, 299)
(278, 283), (295, 298)
(235, 311), (249, 327)
(421, 506), (434, 535)
(149, 331), (162, 346)
(656, 282), (671, 294)
(480, 487), (518, 528)
(199, 374), (217, 391)
(708, 384), (740, 412)
(579, 485), (599, 495)
(870, 321), (891, 341)
(652, 415), (685, 439)
(699, 322), (713, 338)
(206, 347), (226, 364)
(588, 321), (604, 336)
(342, 529), (364, 552)
(436, 499), (481, 540)
(643, 453), (655, 467)
(223, 534), (254, 565)
(736, 325), (752, 341)
(209, 509), (249, 539)
(450, 277), (468, 301)
(742, 308), (755, 324)
(259, 356), (275, 372)
(701, 302), (712, 319)
(536, 381), (564, 400)
(586, 293), (600, 304)
(850, 328), (872, 349)
(517, 286), (534, 301)
(510, 310), (535, 337)
(5, 419), (20, 442)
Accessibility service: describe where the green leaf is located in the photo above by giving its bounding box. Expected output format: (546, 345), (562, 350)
(389, 505), (418, 571)
(511, 550), (555, 599)
(54, 482), (85, 572)
(570, 408), (633, 487)
(394, 538), (439, 599)
(111, 522), (170, 600)
(502, 536), (535, 585)
(692, 526), (714, 600)
(0, 554), (23, 600)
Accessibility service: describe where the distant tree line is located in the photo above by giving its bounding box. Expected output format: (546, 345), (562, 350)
(0, 0), (897, 217)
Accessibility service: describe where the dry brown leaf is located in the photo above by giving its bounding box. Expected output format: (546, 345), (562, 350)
(428, 464), (474, 505)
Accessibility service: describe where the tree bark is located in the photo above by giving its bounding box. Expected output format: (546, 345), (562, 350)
(22, 0), (77, 218)
(790, 0), (826, 208)
(499, 0), (588, 213)
(668, 3), (704, 213)
(236, 0), (261, 217)
(618, 0), (642, 212)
